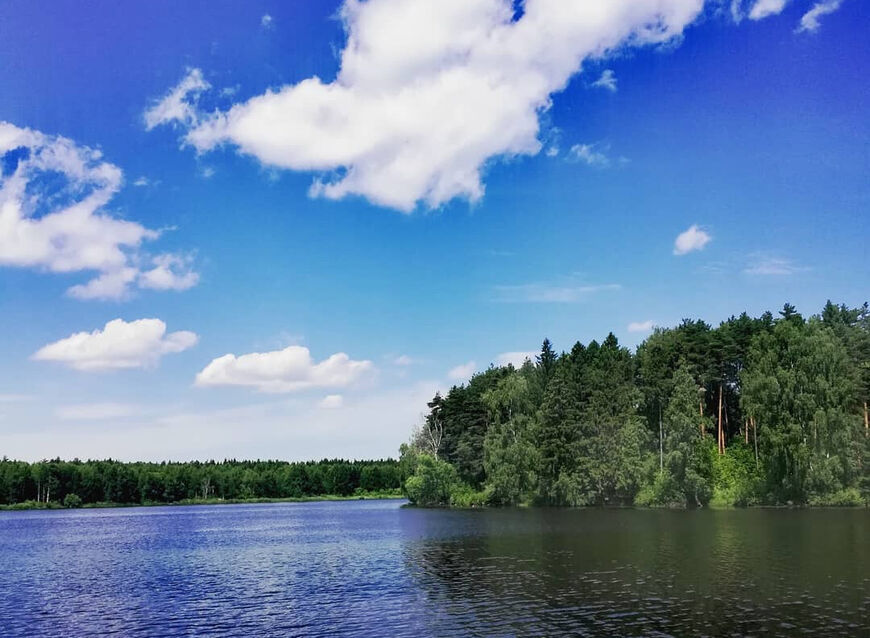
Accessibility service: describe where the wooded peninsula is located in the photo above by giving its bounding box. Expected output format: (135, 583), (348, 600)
(401, 301), (869, 508)
(2, 300), (868, 511)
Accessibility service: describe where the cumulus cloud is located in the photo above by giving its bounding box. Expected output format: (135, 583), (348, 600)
(748, 0), (789, 20)
(492, 281), (620, 303)
(796, 0), (843, 32)
(143, 68), (210, 130)
(591, 69), (618, 92)
(138, 254), (200, 291)
(0, 122), (198, 300)
(147, 0), (705, 211)
(33, 318), (198, 372)
(261, 14), (274, 29)
(496, 351), (536, 367)
(673, 224), (711, 255)
(628, 320), (655, 333)
(392, 354), (414, 366)
(318, 394), (344, 409)
(448, 361), (477, 382)
(195, 345), (374, 393)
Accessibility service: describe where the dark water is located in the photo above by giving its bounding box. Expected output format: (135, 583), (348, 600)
(0, 501), (867, 637)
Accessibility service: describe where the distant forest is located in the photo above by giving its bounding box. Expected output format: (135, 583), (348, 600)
(0, 459), (402, 508)
(402, 301), (870, 508)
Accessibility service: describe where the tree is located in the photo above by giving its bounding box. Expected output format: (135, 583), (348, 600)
(661, 365), (713, 506)
(482, 374), (538, 505)
(404, 454), (458, 507)
(742, 318), (861, 503)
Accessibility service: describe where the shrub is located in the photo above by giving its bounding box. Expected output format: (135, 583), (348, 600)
(63, 493), (83, 508)
(404, 454), (458, 507)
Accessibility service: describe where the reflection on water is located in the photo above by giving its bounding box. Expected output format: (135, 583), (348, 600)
(0, 501), (866, 637)
(402, 508), (869, 636)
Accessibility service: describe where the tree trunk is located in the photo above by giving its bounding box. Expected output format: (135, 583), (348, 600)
(699, 398), (704, 435)
(745, 419), (749, 444)
(717, 383), (724, 455)
(864, 401), (868, 435)
(659, 403), (663, 474)
(751, 416), (759, 469)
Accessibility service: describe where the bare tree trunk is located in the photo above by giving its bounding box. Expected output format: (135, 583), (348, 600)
(659, 403), (663, 475)
(751, 416), (759, 469)
(717, 383), (724, 455)
(699, 398), (704, 435)
(864, 401), (868, 436)
(745, 419), (749, 444)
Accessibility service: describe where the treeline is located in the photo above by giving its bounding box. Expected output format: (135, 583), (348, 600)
(402, 301), (870, 508)
(0, 458), (403, 508)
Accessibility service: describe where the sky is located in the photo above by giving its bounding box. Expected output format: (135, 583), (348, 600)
(0, 0), (867, 462)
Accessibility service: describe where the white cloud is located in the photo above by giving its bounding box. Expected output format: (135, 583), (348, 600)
(33, 318), (198, 372)
(143, 68), (210, 130)
(627, 320), (655, 333)
(496, 351), (536, 367)
(796, 0), (842, 32)
(138, 254), (200, 291)
(568, 143), (611, 167)
(673, 224), (711, 255)
(748, 0), (789, 20)
(393, 354), (414, 366)
(0, 121), (198, 300)
(200, 166), (215, 179)
(149, 0), (705, 211)
(493, 282), (620, 303)
(195, 345), (374, 393)
(591, 69), (618, 92)
(133, 176), (149, 187)
(318, 394), (344, 409)
(261, 14), (274, 29)
(743, 254), (806, 276)
(56, 402), (138, 420)
(448, 361), (477, 382)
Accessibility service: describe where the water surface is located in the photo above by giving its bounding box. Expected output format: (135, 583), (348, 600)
(0, 501), (867, 636)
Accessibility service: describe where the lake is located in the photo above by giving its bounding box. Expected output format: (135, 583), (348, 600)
(0, 500), (867, 637)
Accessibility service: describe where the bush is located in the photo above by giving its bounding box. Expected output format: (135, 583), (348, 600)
(404, 454), (458, 507)
(709, 442), (762, 507)
(808, 488), (863, 507)
(450, 484), (489, 508)
(63, 493), (83, 508)
(635, 471), (684, 508)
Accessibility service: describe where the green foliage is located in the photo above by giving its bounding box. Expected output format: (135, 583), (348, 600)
(709, 442), (762, 507)
(807, 488), (863, 507)
(406, 300), (868, 509)
(403, 454), (458, 507)
(0, 458), (402, 507)
(482, 374), (538, 505)
(63, 493), (82, 508)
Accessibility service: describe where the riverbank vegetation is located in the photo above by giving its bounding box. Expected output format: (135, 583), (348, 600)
(401, 301), (870, 508)
(0, 459), (402, 509)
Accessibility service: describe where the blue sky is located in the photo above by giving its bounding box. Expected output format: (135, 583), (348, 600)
(0, 0), (867, 461)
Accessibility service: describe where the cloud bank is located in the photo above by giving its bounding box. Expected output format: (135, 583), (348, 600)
(0, 122), (198, 299)
(149, 0), (706, 211)
(33, 318), (198, 371)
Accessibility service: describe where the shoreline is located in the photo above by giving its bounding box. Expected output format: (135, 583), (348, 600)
(0, 491), (406, 512)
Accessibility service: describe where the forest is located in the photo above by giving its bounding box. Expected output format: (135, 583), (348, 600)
(401, 301), (870, 508)
(0, 458), (403, 509)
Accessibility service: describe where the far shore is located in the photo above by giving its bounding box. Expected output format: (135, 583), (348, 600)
(0, 491), (406, 512)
